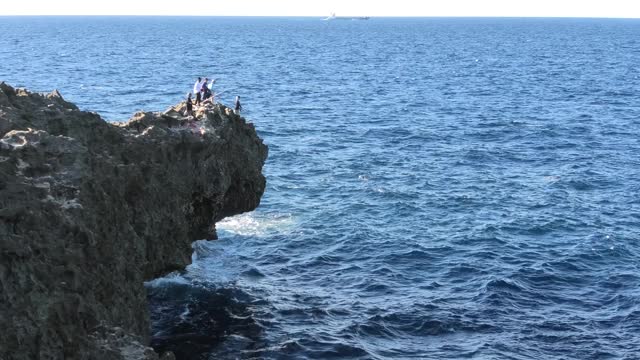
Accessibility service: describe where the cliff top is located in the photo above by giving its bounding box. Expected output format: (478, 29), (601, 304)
(0, 83), (267, 359)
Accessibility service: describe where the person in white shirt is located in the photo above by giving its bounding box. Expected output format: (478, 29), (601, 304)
(203, 78), (217, 104)
(193, 77), (203, 105)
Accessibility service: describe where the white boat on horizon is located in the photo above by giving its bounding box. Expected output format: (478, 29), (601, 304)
(323, 13), (370, 21)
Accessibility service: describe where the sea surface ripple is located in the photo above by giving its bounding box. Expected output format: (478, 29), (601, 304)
(2, 17), (640, 359)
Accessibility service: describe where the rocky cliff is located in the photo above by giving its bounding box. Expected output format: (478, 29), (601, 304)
(0, 83), (267, 359)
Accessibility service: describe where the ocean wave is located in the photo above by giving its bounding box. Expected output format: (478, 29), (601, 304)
(217, 212), (296, 237)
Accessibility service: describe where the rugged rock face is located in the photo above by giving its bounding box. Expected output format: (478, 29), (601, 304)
(0, 83), (267, 359)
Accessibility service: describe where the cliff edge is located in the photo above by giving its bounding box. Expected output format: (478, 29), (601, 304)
(0, 83), (268, 359)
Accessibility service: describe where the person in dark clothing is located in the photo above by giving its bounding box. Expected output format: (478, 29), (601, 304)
(202, 80), (212, 101)
(186, 93), (193, 117)
(234, 96), (242, 114)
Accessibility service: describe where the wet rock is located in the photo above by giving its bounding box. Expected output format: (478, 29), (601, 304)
(0, 84), (268, 359)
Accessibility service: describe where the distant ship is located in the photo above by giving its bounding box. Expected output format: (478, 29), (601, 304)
(323, 13), (370, 21)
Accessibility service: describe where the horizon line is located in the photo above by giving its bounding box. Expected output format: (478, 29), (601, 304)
(1, 14), (640, 19)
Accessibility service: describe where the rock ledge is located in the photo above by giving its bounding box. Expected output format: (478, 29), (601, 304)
(0, 83), (267, 359)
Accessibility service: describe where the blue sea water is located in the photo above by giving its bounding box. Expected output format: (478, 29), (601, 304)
(2, 16), (640, 359)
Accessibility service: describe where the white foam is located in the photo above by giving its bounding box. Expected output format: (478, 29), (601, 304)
(144, 272), (190, 287)
(217, 212), (295, 237)
(543, 175), (560, 184)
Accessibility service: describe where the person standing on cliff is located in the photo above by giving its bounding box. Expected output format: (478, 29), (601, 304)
(193, 77), (203, 106)
(234, 96), (242, 114)
(186, 93), (193, 117)
(201, 78), (212, 102)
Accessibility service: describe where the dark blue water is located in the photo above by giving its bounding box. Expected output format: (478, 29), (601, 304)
(2, 17), (640, 359)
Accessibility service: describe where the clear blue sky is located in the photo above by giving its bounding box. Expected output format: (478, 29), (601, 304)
(2, 0), (640, 18)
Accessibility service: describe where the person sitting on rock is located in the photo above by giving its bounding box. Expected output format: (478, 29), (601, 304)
(202, 90), (222, 106)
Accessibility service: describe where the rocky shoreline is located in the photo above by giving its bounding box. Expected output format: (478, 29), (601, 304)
(0, 83), (268, 359)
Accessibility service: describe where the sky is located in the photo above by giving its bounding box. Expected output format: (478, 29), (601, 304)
(2, 0), (640, 18)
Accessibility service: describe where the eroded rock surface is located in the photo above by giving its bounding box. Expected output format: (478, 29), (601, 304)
(0, 83), (267, 359)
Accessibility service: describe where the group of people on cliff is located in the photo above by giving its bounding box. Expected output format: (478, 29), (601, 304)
(185, 77), (242, 117)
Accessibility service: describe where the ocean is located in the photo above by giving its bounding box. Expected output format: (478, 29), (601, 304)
(2, 16), (640, 359)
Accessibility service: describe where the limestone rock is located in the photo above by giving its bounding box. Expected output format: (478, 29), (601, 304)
(0, 84), (268, 359)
